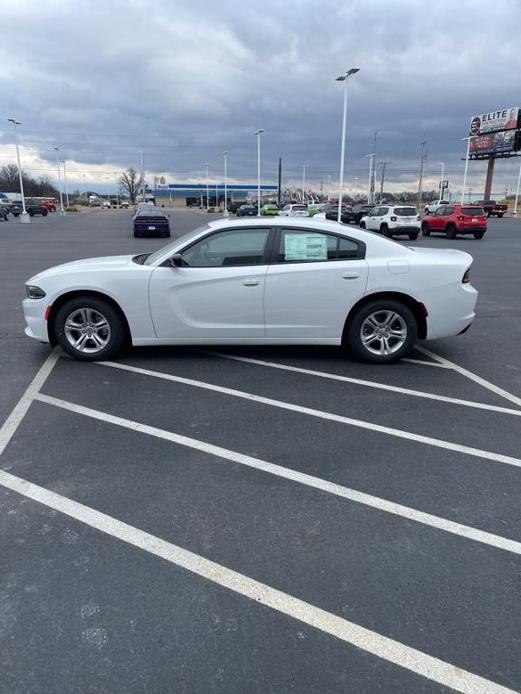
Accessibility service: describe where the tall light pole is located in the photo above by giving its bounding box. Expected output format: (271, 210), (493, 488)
(61, 160), (70, 207)
(54, 147), (65, 215)
(460, 136), (473, 205)
(513, 160), (521, 216)
(255, 129), (264, 216)
(7, 118), (30, 223)
(335, 68), (359, 221)
(437, 161), (445, 201)
(204, 163), (209, 210)
(379, 161), (391, 202)
(114, 172), (120, 206)
(302, 164), (306, 203)
(223, 151), (229, 216)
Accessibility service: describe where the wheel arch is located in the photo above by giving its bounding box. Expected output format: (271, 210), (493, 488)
(47, 290), (132, 347)
(342, 291), (427, 343)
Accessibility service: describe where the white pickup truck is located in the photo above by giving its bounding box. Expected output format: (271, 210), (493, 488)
(424, 199), (449, 214)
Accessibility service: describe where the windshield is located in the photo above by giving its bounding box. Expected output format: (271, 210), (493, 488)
(293, 205), (307, 210)
(143, 223), (211, 265)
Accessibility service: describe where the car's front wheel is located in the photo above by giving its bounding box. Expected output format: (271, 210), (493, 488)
(54, 297), (126, 361)
(359, 220), (366, 229)
(446, 224), (456, 239)
(345, 299), (417, 364)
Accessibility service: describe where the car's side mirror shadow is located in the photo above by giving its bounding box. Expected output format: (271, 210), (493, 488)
(169, 253), (184, 267)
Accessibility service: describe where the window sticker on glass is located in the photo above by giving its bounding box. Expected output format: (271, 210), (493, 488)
(284, 233), (328, 261)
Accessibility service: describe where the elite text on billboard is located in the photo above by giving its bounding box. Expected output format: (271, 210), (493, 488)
(469, 108), (520, 136)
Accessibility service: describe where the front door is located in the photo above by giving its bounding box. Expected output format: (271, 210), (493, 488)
(264, 228), (368, 339)
(148, 227), (271, 339)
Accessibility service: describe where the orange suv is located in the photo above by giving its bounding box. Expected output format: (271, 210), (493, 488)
(421, 204), (487, 239)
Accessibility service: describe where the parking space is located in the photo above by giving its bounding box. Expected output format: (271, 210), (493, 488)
(2, 210), (521, 692)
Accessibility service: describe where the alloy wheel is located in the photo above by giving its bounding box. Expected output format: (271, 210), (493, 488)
(64, 307), (111, 354)
(360, 310), (408, 356)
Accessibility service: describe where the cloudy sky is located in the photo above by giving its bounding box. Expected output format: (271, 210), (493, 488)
(1, 0), (521, 196)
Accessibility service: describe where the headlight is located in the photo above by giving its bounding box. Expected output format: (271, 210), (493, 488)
(26, 285), (46, 299)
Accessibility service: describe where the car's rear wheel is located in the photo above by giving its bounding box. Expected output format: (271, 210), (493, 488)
(134, 230), (141, 237)
(345, 299), (417, 364)
(421, 221), (430, 236)
(446, 224), (456, 239)
(408, 232), (419, 240)
(498, 213), (504, 218)
(380, 224), (391, 237)
(54, 297), (126, 361)
(43, 210), (48, 216)
(473, 231), (484, 239)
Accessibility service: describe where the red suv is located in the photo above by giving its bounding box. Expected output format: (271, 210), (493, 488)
(421, 204), (487, 239)
(40, 200), (56, 212)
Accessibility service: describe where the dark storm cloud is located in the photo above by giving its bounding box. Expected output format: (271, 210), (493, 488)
(1, 0), (521, 190)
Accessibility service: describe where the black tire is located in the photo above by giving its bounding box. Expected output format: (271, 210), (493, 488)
(345, 299), (417, 364)
(29, 211), (34, 217)
(473, 231), (484, 239)
(54, 296), (126, 361)
(408, 232), (419, 240)
(359, 221), (366, 229)
(134, 230), (141, 237)
(380, 224), (391, 237)
(421, 221), (430, 236)
(446, 224), (456, 239)
(497, 213), (504, 218)
(13, 213), (19, 217)
(163, 231), (171, 237)
(42, 210), (48, 216)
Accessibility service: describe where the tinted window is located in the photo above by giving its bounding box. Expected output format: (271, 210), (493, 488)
(444, 207), (455, 215)
(292, 205), (307, 211)
(393, 207), (417, 216)
(181, 228), (270, 267)
(369, 207), (379, 216)
(462, 207), (484, 215)
(277, 229), (361, 263)
(435, 207), (446, 216)
(380, 207), (389, 215)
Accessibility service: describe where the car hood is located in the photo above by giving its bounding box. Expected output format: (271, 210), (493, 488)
(408, 247), (473, 265)
(28, 255), (136, 282)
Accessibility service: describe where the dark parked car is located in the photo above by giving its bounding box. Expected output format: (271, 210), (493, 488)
(133, 207), (170, 237)
(348, 204), (376, 224)
(236, 204), (257, 217)
(325, 205), (353, 223)
(0, 204), (9, 221)
(10, 199), (48, 217)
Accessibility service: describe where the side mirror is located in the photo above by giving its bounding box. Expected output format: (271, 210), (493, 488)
(169, 253), (184, 267)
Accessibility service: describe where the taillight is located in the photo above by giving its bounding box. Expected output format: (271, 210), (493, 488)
(458, 215), (464, 221)
(390, 216), (397, 222)
(462, 268), (471, 284)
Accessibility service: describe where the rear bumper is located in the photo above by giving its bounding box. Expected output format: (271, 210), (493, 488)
(424, 283), (478, 340)
(459, 226), (486, 234)
(389, 225), (420, 235)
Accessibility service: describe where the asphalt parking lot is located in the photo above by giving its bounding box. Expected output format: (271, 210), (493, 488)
(1, 209), (521, 693)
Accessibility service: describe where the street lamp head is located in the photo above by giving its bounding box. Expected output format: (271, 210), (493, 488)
(223, 151), (229, 155)
(336, 68), (360, 81)
(255, 129), (264, 135)
(7, 118), (21, 125)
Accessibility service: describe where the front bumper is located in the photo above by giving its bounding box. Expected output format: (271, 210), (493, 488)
(23, 298), (49, 342)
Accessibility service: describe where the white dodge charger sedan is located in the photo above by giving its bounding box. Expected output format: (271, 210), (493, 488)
(23, 217), (477, 364)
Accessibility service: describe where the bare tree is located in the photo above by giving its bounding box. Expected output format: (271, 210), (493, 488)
(119, 167), (143, 203)
(0, 164), (21, 190)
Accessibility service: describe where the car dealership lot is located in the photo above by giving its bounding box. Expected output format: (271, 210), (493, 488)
(1, 210), (521, 693)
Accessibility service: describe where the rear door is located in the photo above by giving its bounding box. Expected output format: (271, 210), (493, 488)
(264, 227), (368, 339)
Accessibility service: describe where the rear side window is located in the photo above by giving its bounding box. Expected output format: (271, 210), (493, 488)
(393, 207), (417, 216)
(277, 229), (363, 263)
(462, 207), (484, 215)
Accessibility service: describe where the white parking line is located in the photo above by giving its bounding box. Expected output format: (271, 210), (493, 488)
(418, 346), (521, 408)
(98, 360), (521, 470)
(402, 358), (451, 368)
(0, 467), (514, 694)
(33, 392), (521, 556)
(0, 350), (59, 457)
(196, 351), (521, 418)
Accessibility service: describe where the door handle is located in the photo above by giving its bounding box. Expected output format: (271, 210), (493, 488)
(243, 279), (259, 286)
(342, 272), (360, 280)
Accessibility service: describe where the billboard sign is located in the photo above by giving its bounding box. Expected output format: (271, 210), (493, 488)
(469, 129), (519, 158)
(469, 107), (520, 136)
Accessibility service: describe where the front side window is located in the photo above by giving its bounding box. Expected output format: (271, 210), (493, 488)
(181, 228), (271, 267)
(380, 207), (389, 215)
(435, 207), (446, 216)
(444, 207), (455, 215)
(277, 229), (362, 263)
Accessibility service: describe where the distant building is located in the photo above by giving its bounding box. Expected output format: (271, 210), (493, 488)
(152, 182), (278, 208)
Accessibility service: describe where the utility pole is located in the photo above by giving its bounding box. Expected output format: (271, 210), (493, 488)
(417, 134), (427, 210)
(277, 157), (282, 205)
(379, 161), (391, 202)
(369, 130), (378, 204)
(320, 178), (323, 198)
